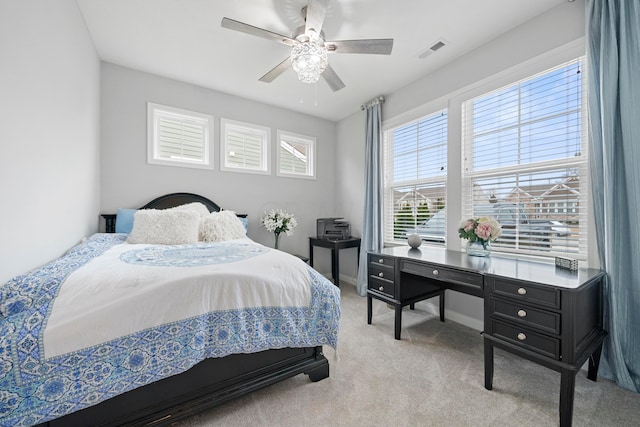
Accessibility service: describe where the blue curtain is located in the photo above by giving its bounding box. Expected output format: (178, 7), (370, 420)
(586, 0), (640, 393)
(357, 100), (384, 296)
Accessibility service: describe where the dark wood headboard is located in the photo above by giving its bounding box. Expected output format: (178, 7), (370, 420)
(140, 192), (221, 212)
(102, 192), (232, 233)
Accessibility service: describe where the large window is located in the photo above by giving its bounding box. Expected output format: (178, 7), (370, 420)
(147, 103), (213, 169)
(462, 58), (588, 257)
(220, 118), (270, 175)
(384, 110), (448, 243)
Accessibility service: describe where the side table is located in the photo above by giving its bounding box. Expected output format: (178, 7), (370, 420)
(309, 237), (361, 286)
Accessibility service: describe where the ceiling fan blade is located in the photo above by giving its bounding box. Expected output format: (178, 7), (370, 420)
(326, 39), (394, 55)
(304, 0), (328, 36)
(221, 17), (295, 47)
(259, 57), (291, 83)
(322, 65), (345, 92)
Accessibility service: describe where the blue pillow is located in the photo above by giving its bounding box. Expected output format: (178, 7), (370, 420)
(115, 208), (137, 234)
(238, 216), (249, 233)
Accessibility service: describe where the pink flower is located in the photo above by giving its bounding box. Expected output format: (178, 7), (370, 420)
(463, 220), (475, 232)
(475, 223), (492, 240)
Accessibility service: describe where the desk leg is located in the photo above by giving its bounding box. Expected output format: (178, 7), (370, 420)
(484, 339), (494, 390)
(587, 342), (603, 381)
(394, 306), (402, 340)
(332, 247), (340, 286)
(367, 296), (372, 325)
(439, 291), (445, 322)
(559, 368), (576, 427)
(309, 241), (314, 267)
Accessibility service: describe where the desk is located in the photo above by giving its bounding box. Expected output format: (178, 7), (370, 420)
(309, 237), (361, 286)
(367, 245), (605, 427)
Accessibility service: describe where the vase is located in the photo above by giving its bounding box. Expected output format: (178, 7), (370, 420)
(274, 233), (280, 249)
(466, 240), (491, 257)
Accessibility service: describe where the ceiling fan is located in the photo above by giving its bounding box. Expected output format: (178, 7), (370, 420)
(221, 0), (393, 91)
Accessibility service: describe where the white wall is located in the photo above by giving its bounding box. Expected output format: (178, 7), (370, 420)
(335, 0), (586, 329)
(100, 63), (337, 265)
(0, 0), (101, 284)
(335, 112), (367, 283)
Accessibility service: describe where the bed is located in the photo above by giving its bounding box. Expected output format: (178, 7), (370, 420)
(0, 193), (340, 426)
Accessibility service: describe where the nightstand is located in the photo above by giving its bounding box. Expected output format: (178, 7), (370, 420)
(309, 237), (361, 286)
(292, 254), (309, 263)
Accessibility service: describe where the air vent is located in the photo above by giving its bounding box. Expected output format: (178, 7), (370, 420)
(418, 38), (448, 59)
(430, 41), (446, 51)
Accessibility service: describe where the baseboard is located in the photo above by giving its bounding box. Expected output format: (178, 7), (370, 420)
(338, 273), (357, 286)
(318, 272), (358, 287)
(416, 300), (484, 332)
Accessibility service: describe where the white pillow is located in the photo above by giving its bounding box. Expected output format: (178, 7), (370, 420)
(200, 210), (247, 242)
(170, 202), (210, 218)
(127, 209), (200, 244)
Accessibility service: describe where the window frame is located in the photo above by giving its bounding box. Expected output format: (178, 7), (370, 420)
(383, 104), (449, 245)
(382, 41), (593, 263)
(147, 102), (214, 170)
(276, 130), (316, 179)
(460, 58), (589, 259)
(220, 118), (271, 175)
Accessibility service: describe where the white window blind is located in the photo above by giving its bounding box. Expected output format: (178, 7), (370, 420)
(221, 118), (270, 175)
(384, 110), (448, 243)
(147, 103), (213, 169)
(462, 58), (588, 258)
(277, 130), (315, 179)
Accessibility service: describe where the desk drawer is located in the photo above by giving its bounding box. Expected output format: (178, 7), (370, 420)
(368, 276), (394, 298)
(488, 277), (560, 309)
(491, 319), (560, 360)
(368, 262), (394, 282)
(400, 260), (483, 297)
(369, 254), (395, 267)
(490, 298), (560, 335)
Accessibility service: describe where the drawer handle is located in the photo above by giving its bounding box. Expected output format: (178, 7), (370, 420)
(379, 258), (384, 264)
(378, 272), (384, 278)
(517, 309), (527, 318)
(432, 269), (439, 276)
(517, 332), (527, 341)
(379, 286), (384, 292)
(517, 287), (527, 295)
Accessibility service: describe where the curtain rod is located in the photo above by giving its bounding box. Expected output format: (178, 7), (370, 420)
(361, 95), (385, 110)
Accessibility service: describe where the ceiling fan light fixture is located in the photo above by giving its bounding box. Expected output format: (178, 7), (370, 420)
(291, 39), (328, 84)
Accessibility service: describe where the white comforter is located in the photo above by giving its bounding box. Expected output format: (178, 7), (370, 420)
(44, 237), (311, 358)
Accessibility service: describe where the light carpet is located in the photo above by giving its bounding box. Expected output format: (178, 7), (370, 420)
(174, 283), (639, 426)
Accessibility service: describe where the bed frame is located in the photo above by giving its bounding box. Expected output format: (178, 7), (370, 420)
(41, 193), (330, 426)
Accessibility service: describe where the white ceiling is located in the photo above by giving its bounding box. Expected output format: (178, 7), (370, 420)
(76, 0), (568, 122)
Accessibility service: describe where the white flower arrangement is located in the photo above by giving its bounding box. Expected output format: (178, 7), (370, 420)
(260, 209), (297, 248)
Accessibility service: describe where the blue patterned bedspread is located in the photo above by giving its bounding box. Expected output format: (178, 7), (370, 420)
(0, 234), (340, 426)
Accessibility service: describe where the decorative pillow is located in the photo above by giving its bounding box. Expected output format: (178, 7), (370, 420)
(115, 208), (137, 234)
(200, 210), (248, 242)
(238, 216), (249, 233)
(170, 202), (210, 218)
(127, 209), (200, 244)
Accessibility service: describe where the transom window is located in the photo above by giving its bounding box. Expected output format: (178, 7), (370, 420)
(220, 118), (270, 175)
(147, 103), (213, 169)
(277, 130), (315, 179)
